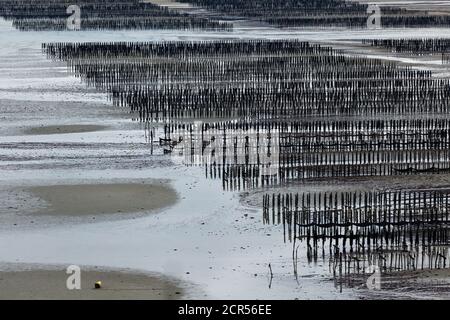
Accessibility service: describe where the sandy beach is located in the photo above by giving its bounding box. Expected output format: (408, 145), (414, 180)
(0, 264), (184, 300)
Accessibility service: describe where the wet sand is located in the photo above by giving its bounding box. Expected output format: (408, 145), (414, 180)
(0, 265), (183, 300)
(24, 124), (107, 135)
(28, 183), (178, 216)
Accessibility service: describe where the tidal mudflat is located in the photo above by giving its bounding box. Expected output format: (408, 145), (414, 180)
(1, 0), (450, 301)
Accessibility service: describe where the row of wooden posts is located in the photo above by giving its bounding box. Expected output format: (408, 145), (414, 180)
(329, 246), (449, 276)
(42, 39), (450, 190)
(263, 190), (450, 250)
(176, 0), (450, 28)
(363, 38), (450, 55)
(160, 118), (450, 189)
(0, 0), (231, 31)
(42, 40), (450, 122)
